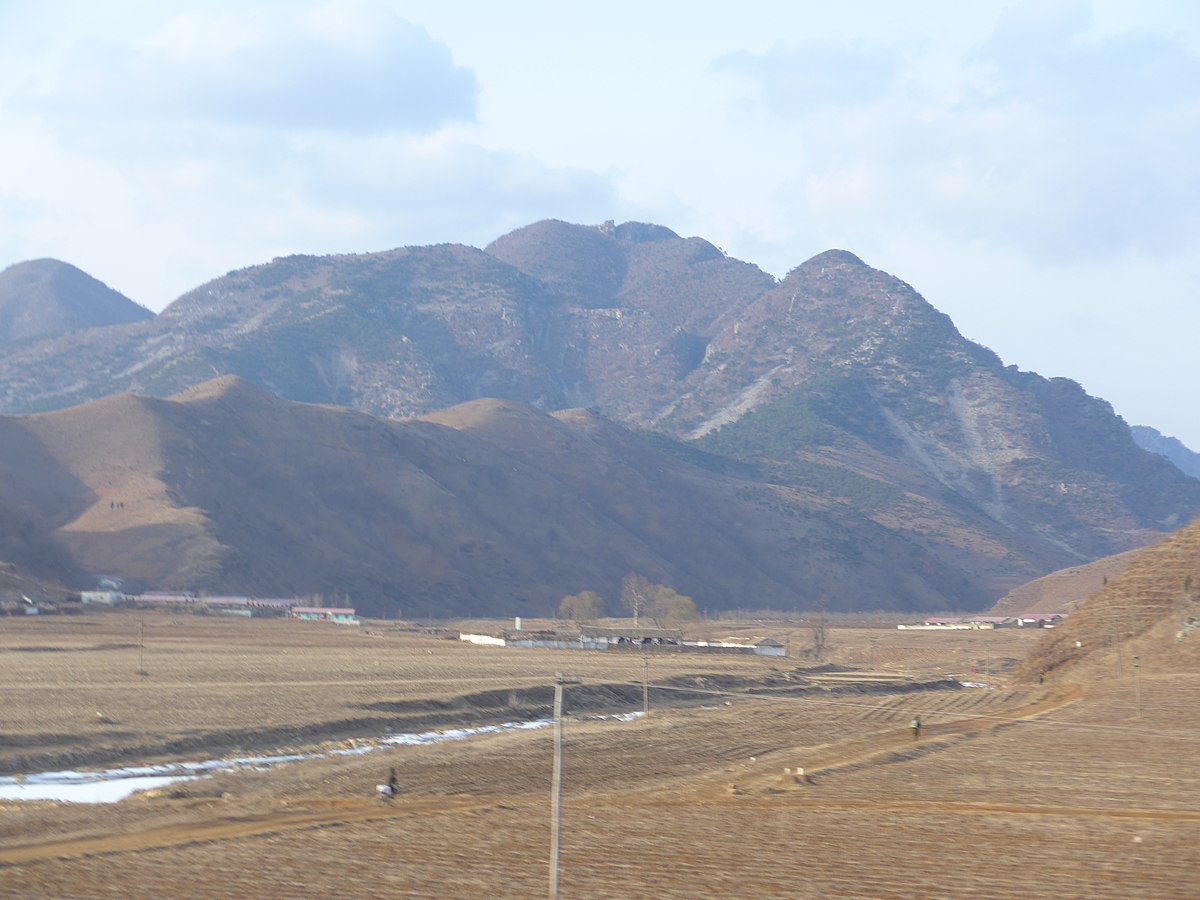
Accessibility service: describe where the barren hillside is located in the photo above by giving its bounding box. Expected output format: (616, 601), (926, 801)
(1, 221), (1196, 609)
(1017, 516), (1200, 681)
(989, 549), (1144, 617)
(1, 377), (983, 615)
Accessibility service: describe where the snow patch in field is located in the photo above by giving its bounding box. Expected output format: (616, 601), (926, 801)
(0, 711), (643, 803)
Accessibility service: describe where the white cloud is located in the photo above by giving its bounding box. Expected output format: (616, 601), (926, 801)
(0, 2), (617, 307)
(711, 1), (1200, 264)
(1, 0), (1197, 447)
(19, 5), (478, 136)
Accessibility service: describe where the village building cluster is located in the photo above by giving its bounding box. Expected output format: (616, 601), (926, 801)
(897, 613), (1066, 630)
(76, 590), (360, 624)
(460, 621), (787, 656)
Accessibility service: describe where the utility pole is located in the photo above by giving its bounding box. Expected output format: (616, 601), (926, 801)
(1133, 655), (1142, 720)
(642, 657), (649, 718)
(137, 621), (145, 675)
(549, 673), (577, 899)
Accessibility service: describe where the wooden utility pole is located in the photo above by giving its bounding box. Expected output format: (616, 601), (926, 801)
(549, 673), (576, 899)
(1133, 655), (1142, 720)
(138, 621), (145, 675)
(642, 657), (649, 717)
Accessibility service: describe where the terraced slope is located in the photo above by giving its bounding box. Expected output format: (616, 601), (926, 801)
(1018, 517), (1200, 680)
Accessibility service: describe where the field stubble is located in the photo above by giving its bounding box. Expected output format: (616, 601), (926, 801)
(1, 612), (1197, 898)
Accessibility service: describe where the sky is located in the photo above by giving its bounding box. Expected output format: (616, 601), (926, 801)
(1, 0), (1197, 447)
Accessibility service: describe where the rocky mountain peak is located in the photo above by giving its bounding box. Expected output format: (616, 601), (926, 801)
(0, 220), (1196, 615)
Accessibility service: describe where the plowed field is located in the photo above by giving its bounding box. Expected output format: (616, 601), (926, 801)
(2, 613), (1196, 897)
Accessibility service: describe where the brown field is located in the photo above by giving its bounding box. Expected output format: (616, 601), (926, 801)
(1, 612), (1197, 898)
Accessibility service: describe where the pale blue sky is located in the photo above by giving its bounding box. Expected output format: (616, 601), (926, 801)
(1, 1), (1197, 447)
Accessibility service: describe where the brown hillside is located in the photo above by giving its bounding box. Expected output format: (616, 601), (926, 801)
(989, 549), (1143, 617)
(0, 378), (983, 615)
(0, 222), (1196, 611)
(13, 392), (223, 585)
(1017, 517), (1200, 682)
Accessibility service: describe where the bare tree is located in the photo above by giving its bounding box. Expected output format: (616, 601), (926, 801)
(809, 617), (828, 661)
(620, 574), (655, 625)
(806, 601), (830, 661)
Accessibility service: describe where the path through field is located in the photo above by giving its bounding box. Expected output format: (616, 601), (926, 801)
(3, 617), (1197, 897)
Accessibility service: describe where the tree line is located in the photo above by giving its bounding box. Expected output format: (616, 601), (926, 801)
(558, 573), (698, 627)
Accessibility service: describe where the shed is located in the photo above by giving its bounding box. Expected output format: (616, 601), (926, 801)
(290, 607), (360, 625)
(753, 638), (788, 657)
(578, 625), (683, 646)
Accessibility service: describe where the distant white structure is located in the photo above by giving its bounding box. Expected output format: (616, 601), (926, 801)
(460, 627), (787, 656)
(898, 612), (1066, 630)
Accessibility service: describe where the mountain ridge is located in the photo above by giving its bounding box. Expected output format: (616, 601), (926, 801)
(0, 377), (986, 616)
(1131, 425), (1200, 480)
(0, 220), (1195, 610)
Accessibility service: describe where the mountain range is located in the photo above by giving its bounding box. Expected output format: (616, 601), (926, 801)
(0, 377), (988, 616)
(1131, 426), (1200, 480)
(0, 220), (1197, 615)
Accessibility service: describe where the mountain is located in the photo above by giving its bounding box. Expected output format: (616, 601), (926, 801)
(1131, 425), (1200, 480)
(0, 259), (152, 346)
(0, 500), (78, 589)
(0, 220), (1196, 607)
(0, 377), (981, 616)
(1017, 516), (1200, 681)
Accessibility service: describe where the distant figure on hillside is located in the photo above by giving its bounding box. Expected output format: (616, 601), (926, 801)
(388, 767), (398, 796)
(910, 717), (921, 740)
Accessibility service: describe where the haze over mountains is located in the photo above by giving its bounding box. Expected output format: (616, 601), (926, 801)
(0, 220), (1197, 616)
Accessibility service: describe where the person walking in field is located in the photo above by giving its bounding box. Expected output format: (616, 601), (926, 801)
(377, 767), (398, 802)
(910, 717), (921, 740)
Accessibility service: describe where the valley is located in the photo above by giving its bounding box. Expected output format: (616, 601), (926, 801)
(1, 610), (1196, 897)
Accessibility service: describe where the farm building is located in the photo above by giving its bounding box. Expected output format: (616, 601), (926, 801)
(1017, 613), (1066, 627)
(132, 591), (198, 606)
(460, 628), (612, 650)
(290, 606), (359, 625)
(749, 637), (787, 657)
(202, 596), (295, 615)
(124, 593), (299, 616)
(459, 626), (787, 656)
(899, 612), (1068, 631)
(577, 625), (684, 646)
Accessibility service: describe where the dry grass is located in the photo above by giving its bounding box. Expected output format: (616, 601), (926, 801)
(1, 611), (1197, 898)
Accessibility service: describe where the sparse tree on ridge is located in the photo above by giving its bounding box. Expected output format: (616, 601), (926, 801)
(558, 591), (604, 624)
